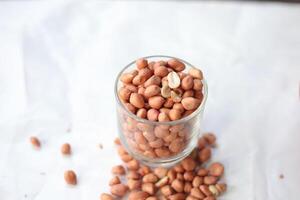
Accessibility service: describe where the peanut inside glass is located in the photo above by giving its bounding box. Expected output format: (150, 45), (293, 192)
(115, 55), (208, 167)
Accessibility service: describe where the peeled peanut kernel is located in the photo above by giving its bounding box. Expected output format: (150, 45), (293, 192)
(154, 167), (168, 178)
(170, 89), (182, 103)
(147, 109), (159, 121)
(118, 87), (131, 102)
(168, 193), (186, 200)
(132, 75), (147, 85)
(30, 136), (41, 148)
(129, 93), (145, 109)
(155, 176), (169, 188)
(143, 173), (158, 183)
(215, 183), (227, 193)
(158, 112), (170, 122)
(136, 108), (147, 119)
(181, 75), (194, 90)
(120, 73), (135, 84)
(148, 96), (165, 109)
(167, 59), (185, 72)
(193, 79), (203, 91)
(136, 58), (148, 69)
(100, 193), (115, 200)
(192, 176), (203, 187)
(128, 191), (149, 200)
(154, 66), (169, 77)
(167, 72), (181, 89)
(189, 67), (203, 79)
(181, 157), (196, 171)
(161, 185), (173, 196)
(209, 185), (220, 196)
(208, 162), (224, 177)
(111, 165), (125, 175)
(161, 85), (172, 98)
(142, 183), (156, 195)
(128, 179), (142, 190)
(182, 90), (194, 98)
(181, 97), (201, 110)
(144, 85), (161, 98)
(199, 185), (212, 196)
(144, 75), (161, 87)
(109, 176), (121, 186)
(199, 147), (211, 163)
(169, 109), (182, 121)
(204, 176), (218, 185)
(64, 170), (77, 185)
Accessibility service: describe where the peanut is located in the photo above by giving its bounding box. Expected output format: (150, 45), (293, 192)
(144, 75), (161, 87)
(192, 176), (203, 188)
(181, 97), (201, 110)
(64, 170), (77, 185)
(111, 165), (125, 175)
(167, 59), (185, 72)
(137, 108), (147, 119)
(120, 73), (134, 84)
(181, 157), (196, 171)
(142, 183), (156, 195)
(61, 143), (71, 155)
(128, 191), (149, 200)
(190, 187), (205, 199)
(198, 147), (211, 163)
(110, 184), (128, 197)
(154, 66), (169, 77)
(208, 162), (224, 177)
(130, 93), (145, 109)
(181, 75), (194, 90)
(100, 193), (115, 200)
(118, 87), (131, 102)
(171, 179), (184, 193)
(204, 176), (218, 185)
(148, 96), (165, 110)
(143, 173), (158, 183)
(167, 72), (181, 89)
(127, 179), (142, 190)
(160, 185), (173, 196)
(30, 136), (40, 148)
(193, 79), (203, 91)
(109, 176), (121, 186)
(136, 58), (148, 69)
(168, 193), (186, 200)
(189, 67), (203, 79)
(147, 109), (159, 121)
(154, 167), (168, 178)
(144, 85), (161, 98)
(169, 109), (182, 121)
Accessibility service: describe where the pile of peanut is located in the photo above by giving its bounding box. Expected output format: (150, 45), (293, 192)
(117, 58), (205, 159)
(118, 58), (204, 121)
(101, 133), (227, 200)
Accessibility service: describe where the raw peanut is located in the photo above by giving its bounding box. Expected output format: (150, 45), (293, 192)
(172, 103), (185, 113)
(148, 61), (155, 70)
(128, 191), (149, 200)
(197, 168), (209, 176)
(160, 185), (173, 196)
(189, 67), (203, 79)
(154, 167), (168, 178)
(148, 96), (165, 109)
(176, 173), (184, 181)
(144, 75), (161, 87)
(183, 110), (194, 117)
(130, 93), (145, 109)
(139, 68), (153, 80)
(125, 103), (136, 113)
(203, 133), (216, 146)
(127, 171), (141, 179)
(155, 176), (169, 188)
(126, 84), (138, 92)
(135, 131), (147, 144)
(161, 85), (172, 98)
(100, 193), (115, 200)
(61, 143), (71, 155)
(127, 159), (140, 170)
(118, 87), (131, 102)
(128, 179), (142, 190)
(111, 184), (128, 197)
(139, 165), (151, 176)
(198, 147), (211, 163)
(190, 187), (205, 199)
(120, 73), (134, 84)
(199, 185), (212, 196)
(111, 165), (125, 175)
(154, 60), (167, 68)
(208, 185), (219, 196)
(161, 77), (168, 87)
(208, 162), (224, 177)
(183, 171), (195, 181)
(167, 72), (181, 89)
(143, 131), (156, 142)
(169, 124), (184, 133)
(144, 85), (161, 98)
(147, 109), (159, 121)
(154, 66), (169, 77)
(204, 176), (218, 185)
(163, 132), (177, 143)
(171, 179), (184, 193)
(144, 150), (156, 158)
(203, 197), (216, 200)
(143, 173), (158, 183)
(198, 137), (207, 150)
(169, 138), (184, 153)
(130, 69), (139, 76)
(169, 109), (182, 121)
(193, 79), (203, 91)
(136, 58), (148, 69)
(170, 89), (182, 103)
(137, 108), (147, 119)
(149, 139), (163, 148)
(174, 164), (184, 173)
(194, 90), (203, 99)
(160, 108), (171, 115)
(184, 182), (192, 193)
(181, 157), (196, 171)
(168, 193), (186, 200)
(158, 112), (170, 122)
(146, 197), (158, 200)
(109, 176), (121, 186)
(155, 148), (170, 158)
(167, 59), (185, 72)
(114, 137), (121, 145)
(133, 75), (147, 85)
(192, 176), (203, 187)
(64, 170), (77, 185)
(30, 136), (40, 148)
(117, 146), (128, 156)
(215, 183), (227, 193)
(138, 87), (146, 96)
(181, 75), (194, 90)
(163, 98), (174, 108)
(167, 170), (177, 183)
(142, 183), (156, 195)
(154, 126), (170, 138)
(181, 97), (201, 110)
(186, 196), (198, 200)
(182, 90), (194, 98)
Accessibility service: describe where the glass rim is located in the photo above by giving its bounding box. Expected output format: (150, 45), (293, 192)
(114, 55), (208, 126)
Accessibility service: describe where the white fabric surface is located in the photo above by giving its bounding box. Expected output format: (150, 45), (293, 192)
(0, 1), (300, 200)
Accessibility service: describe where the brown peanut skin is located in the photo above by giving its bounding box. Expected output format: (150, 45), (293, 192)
(110, 184), (128, 197)
(100, 193), (115, 200)
(64, 170), (77, 185)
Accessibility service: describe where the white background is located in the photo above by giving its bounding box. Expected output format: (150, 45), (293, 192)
(0, 1), (299, 200)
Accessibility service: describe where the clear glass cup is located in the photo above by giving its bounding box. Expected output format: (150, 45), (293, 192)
(114, 55), (208, 167)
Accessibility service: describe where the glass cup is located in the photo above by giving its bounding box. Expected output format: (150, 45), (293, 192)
(114, 55), (208, 167)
